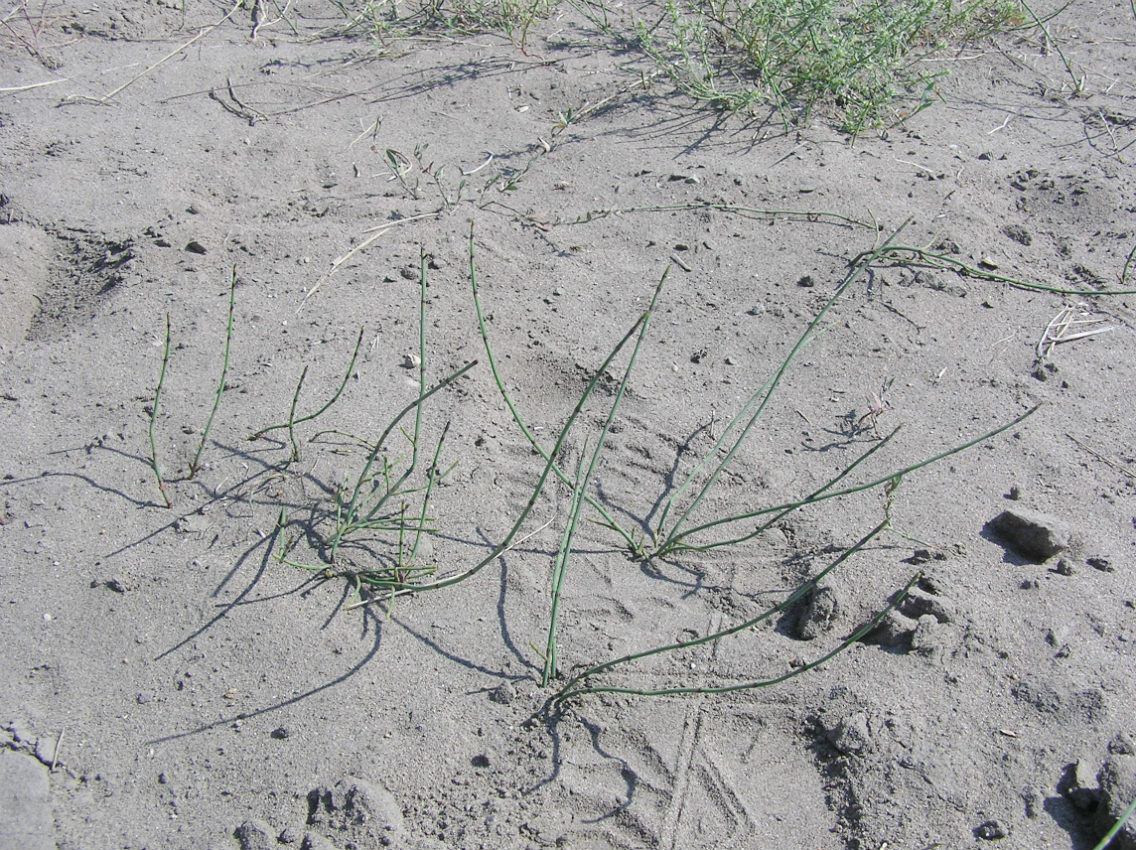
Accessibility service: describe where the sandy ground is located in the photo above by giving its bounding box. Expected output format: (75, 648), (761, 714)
(2, 1), (1136, 848)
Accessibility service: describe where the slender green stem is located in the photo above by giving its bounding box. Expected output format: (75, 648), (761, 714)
(380, 305), (656, 599)
(557, 519), (908, 701)
(149, 313), (172, 508)
(662, 426), (900, 558)
(541, 271), (666, 684)
(544, 449), (589, 687)
(285, 365), (309, 462)
(190, 267), (237, 479)
(665, 404), (1039, 554)
(408, 420), (451, 572)
(253, 326), (364, 460)
(1019, 0), (1082, 94)
(469, 220), (650, 552)
(1093, 794), (1136, 850)
(655, 220), (912, 554)
(1121, 243), (1136, 287)
(331, 256), (430, 557)
(330, 360), (476, 560)
(866, 245), (1136, 295)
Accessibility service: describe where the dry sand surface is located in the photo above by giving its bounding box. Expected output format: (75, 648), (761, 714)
(2, 1), (1136, 848)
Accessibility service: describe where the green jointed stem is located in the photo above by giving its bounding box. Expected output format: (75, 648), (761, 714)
(469, 220), (652, 552)
(666, 404), (1039, 553)
(149, 313), (172, 508)
(380, 302), (657, 600)
(408, 421), (451, 570)
(253, 325), (364, 459)
(190, 267), (237, 479)
(1092, 794), (1136, 850)
(339, 253), (441, 543)
(1120, 243), (1136, 286)
(654, 220), (912, 554)
(541, 271), (667, 684)
(556, 520), (907, 701)
(1018, 0), (1082, 94)
(286, 365), (309, 461)
(865, 245), (1136, 296)
(544, 450), (589, 687)
(329, 360), (476, 560)
(664, 426), (901, 556)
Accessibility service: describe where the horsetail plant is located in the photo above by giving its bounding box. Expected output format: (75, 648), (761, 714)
(148, 313), (172, 508)
(252, 325), (364, 462)
(189, 267), (237, 479)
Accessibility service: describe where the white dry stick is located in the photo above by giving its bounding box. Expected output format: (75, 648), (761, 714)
(0, 79), (66, 93)
(298, 211), (444, 313)
(61, 0), (244, 105)
(1036, 304), (1114, 360)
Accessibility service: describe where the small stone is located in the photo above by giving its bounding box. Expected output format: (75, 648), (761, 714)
(1022, 786), (1041, 818)
(827, 712), (873, 755)
(104, 577), (127, 593)
(185, 240), (208, 255)
(471, 754), (491, 768)
(270, 726), (290, 740)
(1096, 755), (1136, 850)
(488, 683), (515, 705)
(989, 508), (1071, 561)
(865, 609), (916, 649)
(308, 777), (404, 836)
(975, 819), (1009, 840)
(1054, 559), (1074, 576)
(300, 834), (337, 850)
(1087, 557), (1114, 572)
(233, 819), (274, 850)
(899, 587), (958, 623)
(1061, 758), (1102, 811)
(1002, 224), (1032, 246)
(1110, 733), (1136, 755)
(910, 614), (951, 657)
(278, 827), (301, 844)
(795, 585), (841, 640)
(796, 274), (815, 287)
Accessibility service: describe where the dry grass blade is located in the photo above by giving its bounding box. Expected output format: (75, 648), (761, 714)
(1036, 304), (1114, 360)
(59, 0), (244, 105)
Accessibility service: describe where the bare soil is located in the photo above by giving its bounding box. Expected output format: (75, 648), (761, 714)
(2, 2), (1135, 849)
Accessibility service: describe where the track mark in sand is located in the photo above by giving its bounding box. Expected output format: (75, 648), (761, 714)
(659, 609), (756, 849)
(659, 699), (705, 849)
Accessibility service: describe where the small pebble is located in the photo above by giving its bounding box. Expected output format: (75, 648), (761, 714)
(975, 819), (1009, 840)
(488, 683), (515, 705)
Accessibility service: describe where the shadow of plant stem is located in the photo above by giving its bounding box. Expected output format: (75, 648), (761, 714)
(466, 216), (1040, 697)
(555, 512), (912, 703)
(259, 250), (476, 591)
